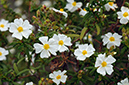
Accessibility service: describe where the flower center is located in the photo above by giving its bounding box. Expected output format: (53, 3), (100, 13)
(83, 8), (86, 11)
(60, 8), (64, 12)
(82, 50), (87, 55)
(88, 35), (91, 39)
(43, 44), (50, 50)
(0, 24), (4, 28)
(109, 37), (115, 42)
(93, 8), (96, 12)
(123, 12), (128, 17)
(56, 75), (61, 80)
(0, 52), (2, 56)
(108, 2), (114, 6)
(58, 40), (64, 45)
(17, 26), (23, 32)
(72, 2), (76, 6)
(101, 61), (107, 67)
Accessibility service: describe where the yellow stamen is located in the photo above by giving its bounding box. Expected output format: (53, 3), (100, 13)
(83, 8), (86, 11)
(88, 35), (91, 39)
(56, 75), (61, 80)
(123, 12), (128, 17)
(82, 50), (87, 55)
(0, 52), (2, 56)
(17, 27), (23, 32)
(44, 44), (50, 50)
(93, 8), (96, 11)
(101, 61), (107, 67)
(72, 2), (76, 6)
(109, 37), (115, 42)
(60, 8), (64, 12)
(0, 24), (4, 28)
(108, 2), (114, 6)
(58, 40), (64, 45)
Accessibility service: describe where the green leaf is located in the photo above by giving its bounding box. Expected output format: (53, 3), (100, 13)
(67, 34), (80, 38)
(17, 57), (25, 65)
(17, 69), (29, 76)
(13, 63), (19, 74)
(80, 27), (88, 40)
(95, 23), (100, 35)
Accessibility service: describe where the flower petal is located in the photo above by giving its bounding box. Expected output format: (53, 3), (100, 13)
(97, 66), (106, 76)
(105, 55), (116, 64)
(14, 18), (23, 26)
(33, 43), (43, 53)
(120, 18), (128, 24)
(58, 45), (68, 52)
(40, 50), (50, 58)
(77, 55), (86, 61)
(74, 49), (82, 56)
(39, 36), (48, 44)
(21, 30), (32, 39)
(60, 75), (67, 83)
(12, 32), (23, 40)
(105, 65), (113, 75)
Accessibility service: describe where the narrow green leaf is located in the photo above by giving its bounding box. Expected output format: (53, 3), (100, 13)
(17, 69), (29, 76)
(95, 24), (100, 35)
(80, 27), (88, 40)
(67, 34), (80, 38)
(17, 57), (25, 65)
(13, 63), (19, 74)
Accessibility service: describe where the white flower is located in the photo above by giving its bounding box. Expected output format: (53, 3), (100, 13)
(79, 8), (88, 16)
(65, 0), (82, 12)
(117, 78), (129, 85)
(0, 19), (9, 31)
(49, 70), (67, 85)
(117, 6), (129, 24)
(102, 32), (122, 49)
(104, 2), (117, 11)
(33, 36), (58, 58)
(14, 0), (23, 7)
(74, 44), (95, 61)
(128, 54), (129, 60)
(0, 47), (9, 61)
(9, 18), (33, 40)
(52, 8), (68, 18)
(83, 33), (92, 42)
(26, 82), (33, 85)
(95, 53), (116, 76)
(52, 34), (72, 52)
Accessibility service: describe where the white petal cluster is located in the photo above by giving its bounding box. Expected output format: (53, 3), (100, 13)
(74, 44), (95, 61)
(65, 0), (82, 12)
(25, 82), (33, 85)
(9, 18), (33, 40)
(52, 8), (68, 18)
(102, 32), (122, 49)
(117, 78), (129, 85)
(52, 34), (72, 52)
(117, 6), (129, 24)
(49, 70), (67, 85)
(104, 2), (117, 11)
(0, 47), (9, 61)
(79, 8), (88, 16)
(0, 19), (9, 31)
(95, 53), (116, 76)
(34, 36), (58, 58)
